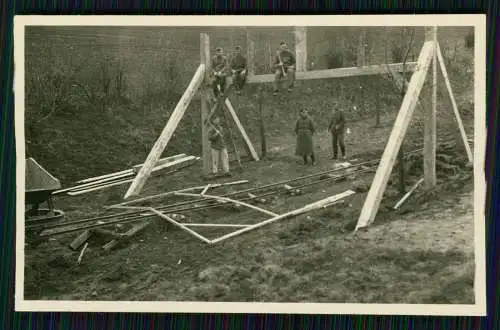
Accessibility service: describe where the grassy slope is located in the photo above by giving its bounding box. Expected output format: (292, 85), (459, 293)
(24, 34), (476, 303)
(24, 99), (475, 304)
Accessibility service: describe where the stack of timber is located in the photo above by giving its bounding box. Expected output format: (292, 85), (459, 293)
(53, 154), (200, 196)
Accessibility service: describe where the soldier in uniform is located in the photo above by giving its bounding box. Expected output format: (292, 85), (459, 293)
(328, 106), (347, 160)
(230, 45), (247, 95)
(295, 109), (316, 165)
(209, 116), (231, 176)
(211, 47), (228, 97)
(273, 41), (296, 96)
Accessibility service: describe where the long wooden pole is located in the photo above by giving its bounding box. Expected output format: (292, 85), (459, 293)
(175, 192), (278, 217)
(124, 64), (205, 199)
(209, 190), (355, 244)
(424, 26), (438, 189)
(436, 43), (474, 163)
(295, 26), (307, 72)
(228, 62), (417, 85)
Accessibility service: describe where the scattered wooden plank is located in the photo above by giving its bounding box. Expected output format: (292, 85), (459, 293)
(107, 180), (249, 209)
(75, 169), (134, 185)
(175, 192), (278, 217)
(148, 208), (212, 244)
(67, 178), (134, 196)
(131, 154), (189, 173)
(356, 41), (434, 230)
(124, 64), (206, 199)
(393, 178), (424, 210)
(54, 173), (134, 195)
(69, 230), (93, 250)
(209, 190), (356, 244)
(102, 220), (152, 251)
(180, 223), (250, 228)
(200, 184), (211, 195)
(67, 157), (199, 196)
(138, 156), (199, 176)
(77, 242), (88, 265)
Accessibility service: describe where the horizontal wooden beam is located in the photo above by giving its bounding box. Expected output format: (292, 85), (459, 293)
(227, 62), (417, 85)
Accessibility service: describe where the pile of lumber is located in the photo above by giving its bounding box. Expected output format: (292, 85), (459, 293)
(53, 154), (199, 196)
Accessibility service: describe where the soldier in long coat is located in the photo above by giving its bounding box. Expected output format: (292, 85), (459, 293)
(295, 109), (316, 165)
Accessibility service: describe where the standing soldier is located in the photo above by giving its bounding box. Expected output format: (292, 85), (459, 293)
(209, 116), (231, 177)
(273, 41), (296, 96)
(230, 45), (247, 95)
(295, 109), (316, 165)
(328, 106), (347, 160)
(211, 47), (228, 98)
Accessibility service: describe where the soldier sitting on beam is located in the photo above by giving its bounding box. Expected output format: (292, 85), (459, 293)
(230, 45), (247, 95)
(211, 47), (229, 98)
(273, 41), (296, 96)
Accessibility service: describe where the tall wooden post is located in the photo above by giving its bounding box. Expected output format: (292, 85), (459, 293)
(258, 87), (267, 159)
(295, 26), (307, 72)
(424, 26), (437, 188)
(357, 28), (367, 67)
(246, 30), (255, 76)
(200, 33), (211, 176)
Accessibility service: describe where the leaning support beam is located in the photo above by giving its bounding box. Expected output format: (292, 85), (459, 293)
(295, 26), (307, 72)
(356, 41), (435, 230)
(436, 43), (474, 163)
(209, 190), (356, 244)
(224, 99), (260, 161)
(227, 62), (417, 85)
(424, 26), (438, 189)
(124, 64), (206, 199)
(175, 192), (278, 217)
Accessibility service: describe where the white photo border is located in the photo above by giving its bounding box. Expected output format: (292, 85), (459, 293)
(14, 14), (487, 316)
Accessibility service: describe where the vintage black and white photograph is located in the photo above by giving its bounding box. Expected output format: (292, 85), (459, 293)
(15, 15), (486, 315)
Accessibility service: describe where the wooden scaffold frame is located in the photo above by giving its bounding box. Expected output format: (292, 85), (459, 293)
(355, 26), (473, 230)
(123, 26), (421, 200)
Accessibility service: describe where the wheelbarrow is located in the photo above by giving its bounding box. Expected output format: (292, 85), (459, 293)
(25, 157), (65, 227)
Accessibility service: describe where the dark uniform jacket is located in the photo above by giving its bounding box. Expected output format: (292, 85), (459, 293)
(274, 49), (296, 68)
(328, 110), (346, 134)
(212, 55), (228, 74)
(209, 125), (226, 150)
(230, 54), (247, 71)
